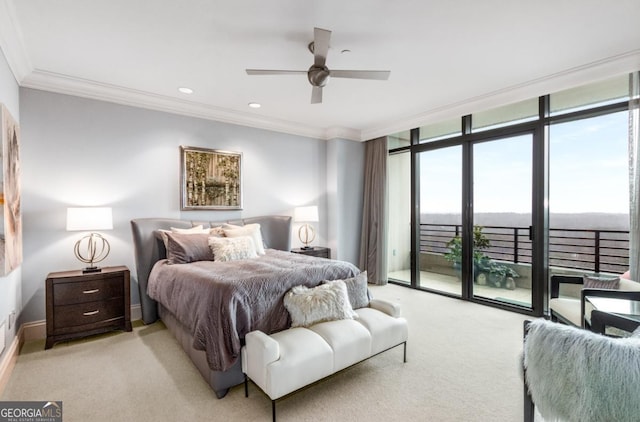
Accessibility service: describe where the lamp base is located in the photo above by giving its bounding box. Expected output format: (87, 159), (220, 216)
(82, 266), (102, 274)
(301, 246), (313, 250)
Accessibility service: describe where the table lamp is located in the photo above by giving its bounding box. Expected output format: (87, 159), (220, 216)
(66, 207), (113, 273)
(294, 205), (318, 249)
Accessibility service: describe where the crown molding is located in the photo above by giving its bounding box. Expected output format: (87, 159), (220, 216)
(324, 126), (361, 142)
(21, 69), (342, 140)
(361, 49), (640, 141)
(0, 0), (33, 83)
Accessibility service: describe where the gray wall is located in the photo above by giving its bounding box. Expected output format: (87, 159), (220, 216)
(0, 47), (21, 359)
(19, 88), (364, 324)
(327, 139), (365, 265)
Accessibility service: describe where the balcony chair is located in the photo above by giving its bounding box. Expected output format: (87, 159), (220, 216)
(548, 274), (640, 328)
(523, 315), (640, 422)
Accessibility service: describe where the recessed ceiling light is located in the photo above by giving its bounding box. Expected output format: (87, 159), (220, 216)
(248, 102), (261, 109)
(178, 87), (193, 94)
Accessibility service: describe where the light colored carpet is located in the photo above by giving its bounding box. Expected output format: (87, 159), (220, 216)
(2, 284), (530, 421)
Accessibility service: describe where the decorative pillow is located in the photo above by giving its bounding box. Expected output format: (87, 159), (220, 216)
(583, 274), (620, 290)
(171, 225), (207, 234)
(322, 271), (370, 309)
(208, 236), (258, 262)
(156, 225), (212, 249)
(284, 280), (357, 328)
(165, 232), (215, 264)
(209, 226), (225, 237)
(222, 223), (266, 255)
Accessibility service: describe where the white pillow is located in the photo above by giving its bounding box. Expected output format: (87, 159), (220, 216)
(222, 223), (266, 255)
(208, 236), (258, 262)
(171, 225), (208, 234)
(283, 280), (357, 328)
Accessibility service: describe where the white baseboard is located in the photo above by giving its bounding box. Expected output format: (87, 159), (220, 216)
(0, 304), (143, 396)
(131, 304), (141, 322)
(0, 324), (24, 396)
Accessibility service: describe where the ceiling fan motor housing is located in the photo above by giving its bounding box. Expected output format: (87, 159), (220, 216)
(308, 65), (330, 87)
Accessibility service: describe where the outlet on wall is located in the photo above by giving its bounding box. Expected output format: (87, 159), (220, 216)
(0, 321), (6, 355)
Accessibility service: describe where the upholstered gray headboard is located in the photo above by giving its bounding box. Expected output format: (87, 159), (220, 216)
(130, 215), (292, 324)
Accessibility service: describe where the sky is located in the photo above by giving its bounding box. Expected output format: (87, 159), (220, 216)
(419, 110), (629, 215)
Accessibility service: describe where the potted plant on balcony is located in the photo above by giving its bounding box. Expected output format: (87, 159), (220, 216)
(444, 225), (519, 289)
(487, 262), (519, 290)
(444, 225), (491, 281)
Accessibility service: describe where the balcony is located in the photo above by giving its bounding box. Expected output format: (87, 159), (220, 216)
(388, 223), (629, 307)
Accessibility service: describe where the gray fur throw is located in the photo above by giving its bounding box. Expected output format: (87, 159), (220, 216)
(524, 319), (640, 422)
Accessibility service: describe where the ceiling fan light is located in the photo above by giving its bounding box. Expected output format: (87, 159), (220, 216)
(248, 102), (261, 108)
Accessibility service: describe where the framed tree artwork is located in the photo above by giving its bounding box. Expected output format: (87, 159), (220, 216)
(180, 146), (243, 210)
(0, 104), (22, 275)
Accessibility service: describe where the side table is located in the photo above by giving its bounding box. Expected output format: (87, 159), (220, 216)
(291, 247), (331, 259)
(45, 265), (132, 349)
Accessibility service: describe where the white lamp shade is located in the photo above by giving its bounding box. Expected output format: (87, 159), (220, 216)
(66, 207), (113, 231)
(294, 206), (319, 223)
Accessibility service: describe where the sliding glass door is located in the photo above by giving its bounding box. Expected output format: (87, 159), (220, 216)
(417, 146), (463, 296)
(472, 134), (533, 307)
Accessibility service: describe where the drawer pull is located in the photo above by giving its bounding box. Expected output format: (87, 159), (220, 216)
(83, 289), (100, 294)
(83, 310), (100, 316)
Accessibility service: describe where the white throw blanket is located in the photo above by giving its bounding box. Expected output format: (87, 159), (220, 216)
(524, 319), (640, 422)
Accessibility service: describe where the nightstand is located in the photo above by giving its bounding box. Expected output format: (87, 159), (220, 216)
(45, 265), (132, 349)
(291, 247), (331, 259)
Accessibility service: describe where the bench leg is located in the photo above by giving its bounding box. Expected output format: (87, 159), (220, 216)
(403, 342), (407, 363)
(272, 400), (276, 422)
(244, 375), (248, 398)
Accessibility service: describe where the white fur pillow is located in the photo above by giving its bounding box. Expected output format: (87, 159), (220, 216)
(208, 236), (258, 262)
(284, 280), (357, 328)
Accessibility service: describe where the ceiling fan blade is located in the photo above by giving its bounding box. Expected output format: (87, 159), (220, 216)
(330, 70), (391, 80)
(313, 27), (331, 68)
(311, 86), (323, 104)
(246, 69), (306, 75)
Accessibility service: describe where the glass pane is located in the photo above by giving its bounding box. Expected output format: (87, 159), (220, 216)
(419, 118), (461, 143)
(388, 130), (411, 150)
(549, 110), (630, 282)
(550, 74), (629, 116)
(473, 135), (533, 307)
(387, 151), (411, 284)
(418, 145), (462, 296)
(472, 98), (538, 133)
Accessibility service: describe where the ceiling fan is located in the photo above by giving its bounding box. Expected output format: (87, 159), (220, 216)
(246, 27), (390, 104)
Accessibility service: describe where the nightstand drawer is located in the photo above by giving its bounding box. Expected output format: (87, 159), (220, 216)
(53, 298), (124, 330)
(53, 275), (123, 306)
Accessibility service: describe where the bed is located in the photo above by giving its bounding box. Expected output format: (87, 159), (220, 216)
(130, 215), (359, 398)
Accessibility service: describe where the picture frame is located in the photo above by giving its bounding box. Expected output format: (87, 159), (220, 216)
(0, 104), (22, 275)
(180, 146), (243, 210)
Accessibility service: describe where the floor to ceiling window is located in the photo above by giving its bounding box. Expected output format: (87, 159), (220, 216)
(386, 73), (632, 316)
(387, 131), (411, 285)
(417, 145), (462, 296)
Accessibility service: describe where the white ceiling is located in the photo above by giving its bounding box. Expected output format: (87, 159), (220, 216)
(1, 0), (639, 141)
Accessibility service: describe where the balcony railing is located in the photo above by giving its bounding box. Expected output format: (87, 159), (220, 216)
(421, 224), (629, 274)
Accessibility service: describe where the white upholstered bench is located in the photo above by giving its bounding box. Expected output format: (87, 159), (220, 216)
(241, 298), (408, 421)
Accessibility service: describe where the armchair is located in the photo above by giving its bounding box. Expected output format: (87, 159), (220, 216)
(549, 274), (640, 327)
(523, 317), (640, 422)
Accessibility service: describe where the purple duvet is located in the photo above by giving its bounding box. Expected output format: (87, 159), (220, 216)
(147, 249), (359, 371)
